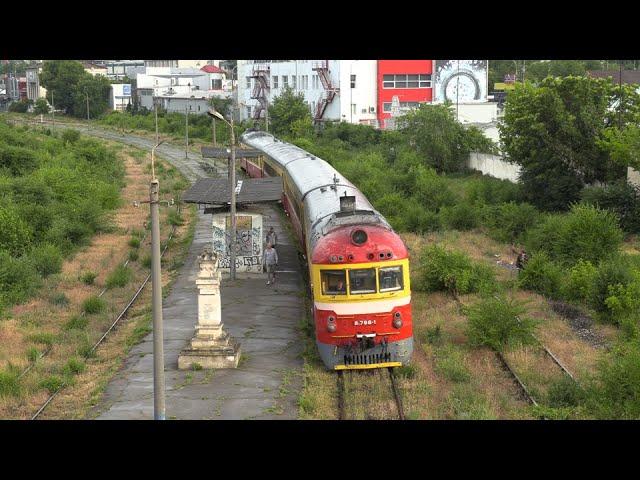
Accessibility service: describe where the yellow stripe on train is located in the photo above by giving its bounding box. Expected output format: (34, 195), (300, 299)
(334, 362), (403, 370)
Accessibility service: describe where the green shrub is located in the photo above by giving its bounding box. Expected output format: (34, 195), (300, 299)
(50, 292), (69, 306)
(0, 369), (21, 398)
(440, 202), (480, 231)
(82, 295), (106, 314)
(141, 254), (152, 269)
(465, 175), (522, 205)
(602, 271), (640, 331)
(481, 202), (540, 243)
(526, 204), (623, 266)
(0, 205), (33, 256)
(415, 245), (496, 295)
(27, 332), (56, 346)
(167, 209), (183, 226)
(518, 252), (564, 299)
(39, 375), (64, 394)
(424, 324), (444, 346)
(395, 364), (417, 379)
(128, 237), (141, 248)
(563, 260), (598, 303)
(590, 255), (636, 322)
(81, 271), (97, 285)
(28, 243), (63, 277)
(128, 250), (139, 262)
(64, 314), (88, 331)
(585, 342), (640, 419)
(27, 347), (40, 362)
(581, 181), (640, 234)
(546, 376), (585, 408)
(63, 357), (86, 376)
(61, 129), (81, 145)
(466, 295), (537, 352)
(0, 250), (41, 306)
(105, 264), (131, 289)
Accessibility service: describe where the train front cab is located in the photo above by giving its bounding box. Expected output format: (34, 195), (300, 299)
(311, 258), (413, 370)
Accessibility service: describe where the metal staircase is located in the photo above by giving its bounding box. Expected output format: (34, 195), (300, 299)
(312, 60), (339, 123)
(249, 63), (270, 121)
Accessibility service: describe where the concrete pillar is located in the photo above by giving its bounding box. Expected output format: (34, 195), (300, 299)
(178, 247), (241, 369)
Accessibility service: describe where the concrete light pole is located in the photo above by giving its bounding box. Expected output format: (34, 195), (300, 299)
(155, 103), (159, 145)
(185, 102), (189, 159)
(150, 140), (166, 420)
(208, 107), (237, 280)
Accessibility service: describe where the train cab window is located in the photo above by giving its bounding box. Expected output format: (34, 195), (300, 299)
(379, 266), (404, 292)
(321, 270), (347, 295)
(348, 268), (377, 294)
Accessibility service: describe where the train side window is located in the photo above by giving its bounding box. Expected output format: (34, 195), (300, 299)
(379, 266), (403, 292)
(348, 268), (377, 294)
(321, 270), (347, 295)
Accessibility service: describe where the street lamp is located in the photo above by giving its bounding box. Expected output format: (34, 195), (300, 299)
(208, 107), (237, 280)
(150, 139), (166, 420)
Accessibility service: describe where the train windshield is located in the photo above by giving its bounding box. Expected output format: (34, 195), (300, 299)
(348, 269), (377, 294)
(321, 270), (347, 295)
(379, 266), (403, 292)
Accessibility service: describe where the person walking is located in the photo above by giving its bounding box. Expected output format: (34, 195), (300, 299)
(263, 243), (278, 285)
(266, 227), (277, 248)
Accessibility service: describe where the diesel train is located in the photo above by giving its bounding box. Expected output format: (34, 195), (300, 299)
(240, 131), (413, 370)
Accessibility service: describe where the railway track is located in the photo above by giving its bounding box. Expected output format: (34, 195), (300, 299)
(31, 209), (179, 420)
(450, 292), (577, 410)
(337, 367), (405, 420)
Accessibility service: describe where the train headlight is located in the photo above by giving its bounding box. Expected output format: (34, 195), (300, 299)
(393, 312), (402, 329)
(327, 316), (337, 332)
(351, 229), (368, 246)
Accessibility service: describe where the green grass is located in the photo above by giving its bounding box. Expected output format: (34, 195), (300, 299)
(128, 237), (141, 248)
(433, 345), (471, 383)
(49, 292), (69, 306)
(82, 295), (106, 315)
(128, 250), (139, 262)
(39, 375), (64, 394)
(105, 264), (131, 289)
(0, 369), (21, 398)
(26, 332), (56, 346)
(81, 271), (97, 285)
(63, 314), (89, 331)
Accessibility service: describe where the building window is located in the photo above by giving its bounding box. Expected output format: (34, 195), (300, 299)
(273, 75), (279, 89)
(383, 101), (421, 113)
(283, 75), (288, 88)
(246, 77), (251, 89)
(212, 79), (222, 89)
(246, 106), (251, 118)
(292, 75), (297, 89)
(382, 74), (432, 89)
(351, 74), (356, 89)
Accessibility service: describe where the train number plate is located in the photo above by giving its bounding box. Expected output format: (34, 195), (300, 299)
(354, 319), (376, 326)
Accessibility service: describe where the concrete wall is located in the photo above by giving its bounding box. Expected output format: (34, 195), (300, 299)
(629, 167), (640, 188)
(468, 152), (521, 182)
(212, 212), (263, 275)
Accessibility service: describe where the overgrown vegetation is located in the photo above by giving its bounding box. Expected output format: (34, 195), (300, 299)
(0, 119), (123, 313)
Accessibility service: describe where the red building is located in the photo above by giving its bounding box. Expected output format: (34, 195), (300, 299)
(377, 60), (433, 128)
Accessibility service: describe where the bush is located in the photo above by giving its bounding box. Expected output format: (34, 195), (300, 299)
(141, 254), (152, 269)
(518, 252), (564, 298)
(465, 175), (522, 206)
(61, 129), (81, 145)
(128, 250), (139, 262)
(80, 272), (96, 286)
(581, 181), (640, 233)
(28, 243), (63, 277)
(466, 295), (537, 352)
(39, 375), (64, 394)
(27, 332), (56, 346)
(0, 369), (21, 398)
(440, 202), (480, 231)
(547, 376), (585, 408)
(563, 260), (597, 303)
(50, 292), (69, 306)
(589, 255), (636, 322)
(64, 314), (88, 331)
(0, 205), (33, 256)
(128, 237), (141, 248)
(526, 204), (623, 266)
(167, 209), (183, 227)
(415, 245), (496, 295)
(63, 357), (86, 376)
(0, 250), (41, 306)
(105, 265), (131, 289)
(481, 202), (540, 243)
(82, 295), (105, 314)
(27, 347), (40, 362)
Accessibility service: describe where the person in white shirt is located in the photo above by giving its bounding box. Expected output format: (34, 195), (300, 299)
(263, 243), (278, 285)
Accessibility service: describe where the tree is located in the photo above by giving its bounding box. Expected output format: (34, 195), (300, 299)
(398, 103), (471, 173)
(500, 77), (633, 211)
(33, 98), (50, 115)
(39, 60), (86, 114)
(72, 74), (111, 119)
(209, 96), (233, 117)
(8, 99), (33, 113)
(268, 87), (312, 137)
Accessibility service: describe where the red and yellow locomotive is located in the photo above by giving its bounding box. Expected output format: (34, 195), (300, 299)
(240, 132), (413, 369)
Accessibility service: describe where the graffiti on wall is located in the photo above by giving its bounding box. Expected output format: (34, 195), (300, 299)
(434, 60), (488, 103)
(212, 213), (263, 273)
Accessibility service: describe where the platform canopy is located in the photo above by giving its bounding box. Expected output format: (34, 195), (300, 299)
(182, 176), (283, 205)
(201, 147), (263, 159)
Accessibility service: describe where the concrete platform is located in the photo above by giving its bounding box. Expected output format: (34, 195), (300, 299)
(93, 200), (304, 420)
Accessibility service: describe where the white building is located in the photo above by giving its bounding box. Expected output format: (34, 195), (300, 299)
(136, 67), (230, 113)
(109, 84), (132, 111)
(236, 60), (378, 125)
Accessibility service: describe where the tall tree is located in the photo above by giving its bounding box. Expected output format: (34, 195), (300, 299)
(268, 87), (312, 137)
(72, 74), (111, 118)
(500, 76), (633, 211)
(39, 60), (86, 114)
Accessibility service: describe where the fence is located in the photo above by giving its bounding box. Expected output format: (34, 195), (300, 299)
(467, 152), (521, 183)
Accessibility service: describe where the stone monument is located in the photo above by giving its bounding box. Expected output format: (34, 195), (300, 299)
(178, 247), (241, 369)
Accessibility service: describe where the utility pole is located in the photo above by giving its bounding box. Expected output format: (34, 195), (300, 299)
(185, 103), (189, 159)
(265, 96), (269, 133)
(86, 91), (90, 122)
(212, 114), (217, 146)
(456, 60), (460, 121)
(229, 111), (237, 280)
(155, 103), (159, 145)
(150, 141), (166, 420)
